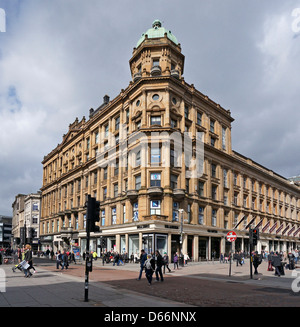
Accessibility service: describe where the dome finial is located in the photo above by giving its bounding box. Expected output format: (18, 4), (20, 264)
(152, 19), (162, 29)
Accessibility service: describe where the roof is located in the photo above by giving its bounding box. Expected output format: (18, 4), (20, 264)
(136, 20), (178, 48)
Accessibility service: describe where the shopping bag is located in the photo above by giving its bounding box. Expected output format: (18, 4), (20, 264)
(20, 260), (29, 270)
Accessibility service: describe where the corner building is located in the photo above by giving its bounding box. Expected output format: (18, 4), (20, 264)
(40, 20), (300, 259)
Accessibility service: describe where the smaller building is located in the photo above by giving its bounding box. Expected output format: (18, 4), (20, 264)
(0, 215), (12, 248)
(11, 192), (41, 250)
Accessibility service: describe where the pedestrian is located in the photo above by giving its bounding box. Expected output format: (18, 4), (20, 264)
(130, 253), (134, 263)
(267, 252), (274, 271)
(92, 251), (98, 261)
(155, 250), (164, 282)
(102, 252), (106, 266)
(118, 253), (124, 266)
(163, 252), (171, 273)
(252, 251), (261, 275)
(113, 252), (120, 266)
(271, 252), (283, 277)
(137, 249), (147, 280)
(70, 251), (76, 264)
(61, 250), (69, 270)
(287, 252), (295, 270)
(144, 254), (155, 285)
(234, 251), (242, 266)
(173, 252), (179, 270)
(23, 244), (33, 278)
(17, 247), (22, 263)
(56, 250), (62, 269)
(220, 253), (224, 263)
(184, 253), (190, 265)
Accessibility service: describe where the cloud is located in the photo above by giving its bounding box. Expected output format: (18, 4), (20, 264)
(0, 0), (300, 216)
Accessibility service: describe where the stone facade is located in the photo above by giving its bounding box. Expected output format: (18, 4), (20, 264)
(40, 21), (300, 259)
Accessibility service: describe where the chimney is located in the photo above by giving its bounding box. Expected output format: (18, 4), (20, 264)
(103, 95), (110, 104)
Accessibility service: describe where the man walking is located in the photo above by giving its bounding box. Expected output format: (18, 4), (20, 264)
(137, 249), (147, 280)
(155, 250), (164, 282)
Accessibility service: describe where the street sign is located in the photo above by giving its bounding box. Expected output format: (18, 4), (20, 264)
(226, 231), (237, 242)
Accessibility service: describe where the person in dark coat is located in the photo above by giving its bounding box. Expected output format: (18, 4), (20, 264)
(137, 249), (147, 280)
(24, 244), (33, 278)
(163, 252), (171, 273)
(271, 252), (283, 277)
(61, 250), (69, 270)
(252, 251), (261, 274)
(155, 250), (164, 282)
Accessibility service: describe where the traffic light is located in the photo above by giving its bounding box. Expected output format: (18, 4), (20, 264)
(87, 195), (100, 233)
(102, 237), (107, 248)
(252, 228), (259, 245)
(29, 227), (35, 240)
(249, 228), (259, 246)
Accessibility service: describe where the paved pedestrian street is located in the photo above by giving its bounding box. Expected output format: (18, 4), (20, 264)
(0, 258), (300, 308)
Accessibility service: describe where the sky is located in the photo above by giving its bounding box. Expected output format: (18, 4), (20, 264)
(0, 0), (300, 216)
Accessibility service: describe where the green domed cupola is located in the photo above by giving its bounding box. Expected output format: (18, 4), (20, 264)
(136, 19), (179, 48)
(130, 20), (184, 82)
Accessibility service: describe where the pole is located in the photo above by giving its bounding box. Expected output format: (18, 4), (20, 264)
(249, 228), (253, 279)
(84, 195), (91, 302)
(179, 209), (184, 267)
(229, 242), (232, 277)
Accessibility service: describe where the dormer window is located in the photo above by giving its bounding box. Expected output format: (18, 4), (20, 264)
(152, 59), (160, 67)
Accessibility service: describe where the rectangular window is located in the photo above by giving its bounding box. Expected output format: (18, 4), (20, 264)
(150, 173), (161, 187)
(184, 105), (189, 119)
(170, 149), (179, 167)
(173, 202), (179, 222)
(95, 131), (99, 144)
(135, 151), (141, 167)
(151, 146), (161, 165)
(210, 119), (215, 133)
(187, 204), (191, 223)
(123, 204), (126, 223)
(150, 200), (161, 215)
(114, 184), (118, 198)
(135, 174), (141, 190)
(133, 202), (139, 221)
(103, 187), (107, 201)
(197, 112), (202, 125)
(223, 169), (228, 188)
(112, 207), (117, 225)
(211, 164), (217, 178)
(101, 209), (105, 226)
(115, 116), (120, 131)
(150, 116), (161, 126)
(222, 127), (226, 150)
(114, 160), (119, 176)
(198, 206), (204, 225)
(212, 185), (217, 201)
(171, 119), (177, 128)
(212, 209), (217, 226)
(170, 174), (178, 189)
(104, 124), (109, 138)
(198, 181), (204, 197)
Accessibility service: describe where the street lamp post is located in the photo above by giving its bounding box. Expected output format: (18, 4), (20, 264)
(179, 209), (184, 267)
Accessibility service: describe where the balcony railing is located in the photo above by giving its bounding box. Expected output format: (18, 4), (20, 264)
(150, 65), (161, 76)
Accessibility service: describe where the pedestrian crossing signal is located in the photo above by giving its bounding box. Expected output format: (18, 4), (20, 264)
(250, 228), (259, 245)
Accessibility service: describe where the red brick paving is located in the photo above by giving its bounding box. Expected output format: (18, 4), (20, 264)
(42, 263), (300, 307)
